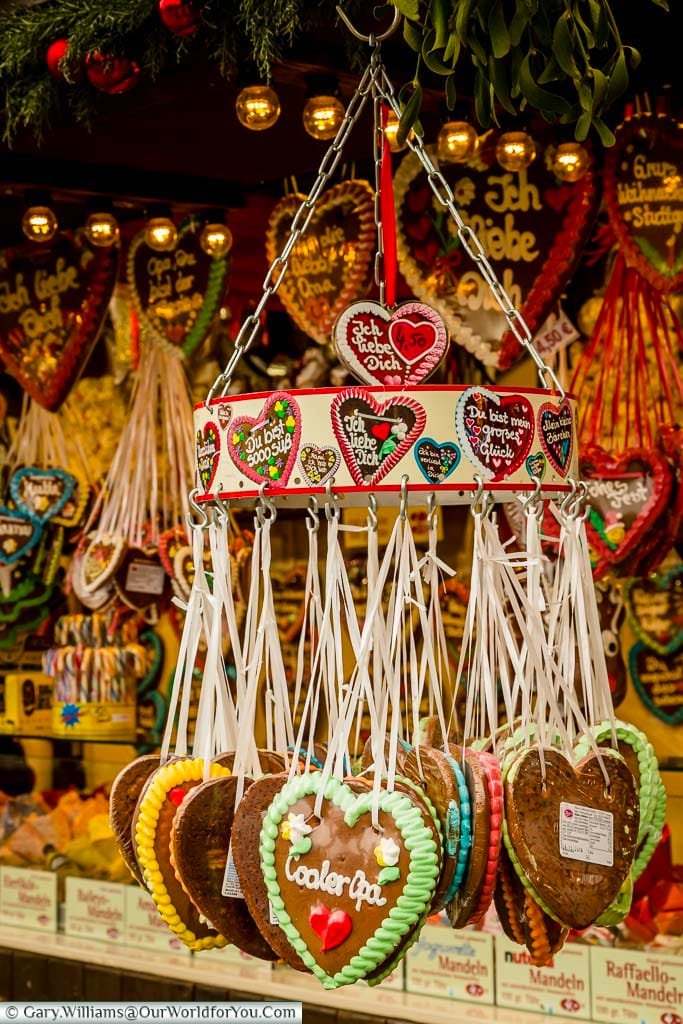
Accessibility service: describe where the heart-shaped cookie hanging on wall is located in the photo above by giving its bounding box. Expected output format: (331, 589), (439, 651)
(0, 231), (119, 410)
(393, 143), (598, 370)
(603, 116), (683, 294)
(127, 221), (230, 358)
(266, 180), (375, 345)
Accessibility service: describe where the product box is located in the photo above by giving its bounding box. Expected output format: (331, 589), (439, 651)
(495, 935), (591, 1018)
(52, 701), (136, 741)
(0, 866), (57, 932)
(64, 877), (126, 944)
(406, 918), (494, 1003)
(0, 672), (53, 735)
(124, 886), (191, 956)
(591, 945), (683, 1024)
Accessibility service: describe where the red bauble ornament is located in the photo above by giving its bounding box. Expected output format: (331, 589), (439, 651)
(46, 39), (82, 82)
(158, 0), (202, 36)
(85, 52), (141, 94)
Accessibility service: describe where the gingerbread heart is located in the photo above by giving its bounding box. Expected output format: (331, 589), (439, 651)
(109, 755), (160, 885)
(0, 231), (118, 409)
(525, 452), (547, 481)
(52, 474), (90, 528)
(298, 444), (341, 488)
(414, 438), (460, 484)
(504, 748), (638, 929)
(334, 300), (448, 386)
(0, 509), (42, 565)
(266, 181), (375, 345)
(10, 467), (76, 524)
(538, 400), (574, 477)
(623, 568), (683, 656)
(456, 386), (534, 481)
(394, 144), (598, 370)
(196, 421), (220, 494)
(127, 222), (229, 358)
(228, 392), (301, 486)
(331, 388), (426, 487)
(70, 544), (115, 610)
(158, 525), (188, 578)
(260, 773), (439, 987)
(114, 547), (167, 611)
(629, 643), (683, 726)
(80, 534), (126, 594)
(603, 116), (683, 294)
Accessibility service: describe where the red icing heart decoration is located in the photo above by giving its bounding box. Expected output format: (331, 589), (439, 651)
(169, 786), (186, 807)
(196, 422), (220, 495)
(394, 143), (599, 371)
(334, 300), (448, 386)
(227, 393), (301, 486)
(331, 388), (426, 487)
(309, 902), (353, 952)
(603, 116), (683, 294)
(0, 231), (118, 410)
(538, 400), (574, 477)
(455, 386), (534, 481)
(581, 447), (673, 579)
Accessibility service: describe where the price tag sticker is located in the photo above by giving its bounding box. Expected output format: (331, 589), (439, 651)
(533, 306), (579, 358)
(126, 560), (166, 595)
(559, 801), (613, 867)
(221, 843), (244, 899)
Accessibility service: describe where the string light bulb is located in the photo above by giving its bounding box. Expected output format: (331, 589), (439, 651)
(84, 211), (119, 247)
(303, 94), (345, 141)
(22, 204), (58, 243)
(144, 216), (177, 251)
(496, 131), (536, 172)
(384, 110), (409, 153)
(200, 221), (233, 258)
(438, 121), (478, 163)
(235, 84), (281, 131)
(551, 142), (590, 183)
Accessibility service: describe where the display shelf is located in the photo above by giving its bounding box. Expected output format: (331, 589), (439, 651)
(0, 924), (579, 1024)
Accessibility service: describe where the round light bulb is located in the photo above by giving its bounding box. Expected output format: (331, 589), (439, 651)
(235, 85), (281, 131)
(22, 205), (58, 243)
(200, 222), (233, 258)
(303, 94), (345, 140)
(551, 142), (590, 183)
(437, 121), (478, 163)
(84, 211), (120, 247)
(384, 110), (410, 153)
(144, 217), (178, 252)
(496, 131), (536, 172)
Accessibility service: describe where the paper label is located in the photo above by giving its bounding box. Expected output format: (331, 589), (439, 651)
(124, 887), (190, 956)
(125, 561), (166, 595)
(591, 947), (683, 1024)
(269, 900), (279, 926)
(559, 801), (614, 867)
(0, 867), (57, 932)
(496, 936), (591, 1018)
(533, 306), (579, 358)
(221, 843), (244, 899)
(406, 923), (494, 1003)
(64, 877), (125, 943)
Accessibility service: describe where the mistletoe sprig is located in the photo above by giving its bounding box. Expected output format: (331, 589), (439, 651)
(391, 0), (669, 146)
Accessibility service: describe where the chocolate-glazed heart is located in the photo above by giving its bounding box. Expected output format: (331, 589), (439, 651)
(456, 386), (534, 481)
(266, 181), (375, 345)
(0, 231), (118, 410)
(171, 775), (277, 960)
(196, 421), (220, 494)
(629, 643), (683, 726)
(331, 388), (426, 487)
(414, 438), (460, 484)
(623, 568), (683, 656)
(110, 755), (160, 885)
(261, 773), (439, 988)
(0, 509), (42, 565)
(299, 444), (341, 488)
(504, 748), (638, 929)
(228, 392), (301, 486)
(10, 467), (76, 523)
(446, 748), (491, 927)
(114, 548), (168, 612)
(538, 400), (573, 477)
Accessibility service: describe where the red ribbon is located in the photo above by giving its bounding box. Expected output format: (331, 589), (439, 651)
(380, 104), (397, 308)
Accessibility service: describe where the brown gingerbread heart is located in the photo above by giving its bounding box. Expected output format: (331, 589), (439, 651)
(504, 748), (638, 929)
(495, 844), (568, 965)
(109, 755), (160, 885)
(446, 747), (490, 928)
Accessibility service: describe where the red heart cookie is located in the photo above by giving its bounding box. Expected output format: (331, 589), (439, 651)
(228, 392), (301, 486)
(456, 386), (534, 481)
(331, 388), (426, 487)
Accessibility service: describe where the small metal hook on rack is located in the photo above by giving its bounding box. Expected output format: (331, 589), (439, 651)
(213, 494), (230, 522)
(187, 488), (210, 530)
(471, 475), (494, 519)
(522, 475), (543, 517)
(560, 479), (578, 519)
(325, 478), (341, 522)
(399, 475), (409, 522)
(307, 495), (320, 534)
(367, 493), (378, 533)
(573, 480), (590, 521)
(256, 482), (277, 525)
(335, 4), (401, 43)
(427, 492), (438, 531)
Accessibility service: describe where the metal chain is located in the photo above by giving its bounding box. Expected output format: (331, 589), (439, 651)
(206, 60), (380, 404)
(370, 44), (385, 308)
(376, 68), (565, 397)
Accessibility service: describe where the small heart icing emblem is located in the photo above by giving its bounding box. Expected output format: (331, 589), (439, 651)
(331, 388), (426, 487)
(0, 509), (42, 565)
(299, 444), (341, 488)
(216, 402), (233, 431)
(228, 392), (301, 485)
(260, 773), (439, 988)
(538, 400), (574, 477)
(10, 467), (76, 524)
(623, 568), (683, 656)
(629, 643), (683, 726)
(414, 438), (460, 484)
(525, 452), (547, 481)
(334, 300), (448, 386)
(455, 387), (534, 481)
(503, 748), (639, 930)
(196, 422), (220, 494)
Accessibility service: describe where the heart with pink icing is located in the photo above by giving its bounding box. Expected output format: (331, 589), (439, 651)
(334, 300), (448, 386)
(455, 386), (534, 481)
(227, 392), (301, 486)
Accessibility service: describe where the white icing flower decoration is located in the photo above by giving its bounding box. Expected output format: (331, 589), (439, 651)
(391, 419), (408, 441)
(280, 812), (312, 845)
(373, 836), (400, 867)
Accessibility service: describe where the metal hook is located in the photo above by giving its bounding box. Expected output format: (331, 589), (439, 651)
(367, 493), (378, 533)
(522, 475), (543, 517)
(573, 480), (590, 521)
(257, 481), (277, 524)
(213, 494), (230, 522)
(325, 478), (340, 522)
(427, 492), (438, 531)
(560, 478), (578, 518)
(399, 475), (409, 521)
(307, 495), (320, 534)
(470, 475), (494, 519)
(187, 488), (210, 530)
(335, 4), (401, 43)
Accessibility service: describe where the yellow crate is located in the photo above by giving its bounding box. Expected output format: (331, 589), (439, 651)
(52, 701), (136, 741)
(0, 672), (53, 736)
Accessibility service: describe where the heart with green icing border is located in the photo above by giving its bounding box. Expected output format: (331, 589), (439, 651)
(260, 773), (439, 989)
(623, 568), (683, 656)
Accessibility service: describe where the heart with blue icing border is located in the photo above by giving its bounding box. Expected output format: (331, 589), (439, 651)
(10, 467), (76, 524)
(0, 508), (42, 565)
(414, 437), (460, 484)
